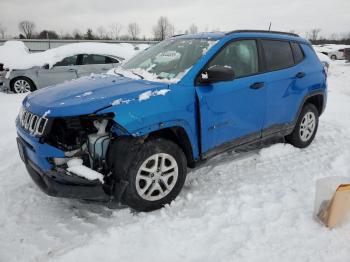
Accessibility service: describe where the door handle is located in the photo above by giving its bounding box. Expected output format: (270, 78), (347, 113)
(68, 68), (76, 72)
(250, 82), (265, 89)
(295, 72), (305, 78)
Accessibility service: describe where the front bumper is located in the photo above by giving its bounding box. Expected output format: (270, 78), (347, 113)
(16, 120), (112, 201)
(24, 157), (110, 201)
(0, 78), (10, 92)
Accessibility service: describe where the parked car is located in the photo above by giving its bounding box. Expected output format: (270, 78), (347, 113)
(345, 48), (350, 62)
(0, 42), (141, 93)
(16, 30), (327, 211)
(315, 45), (346, 60)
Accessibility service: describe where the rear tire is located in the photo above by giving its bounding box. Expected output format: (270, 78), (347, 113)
(11, 77), (36, 93)
(109, 138), (187, 212)
(285, 103), (319, 148)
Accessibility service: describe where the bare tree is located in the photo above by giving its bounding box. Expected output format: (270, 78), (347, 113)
(127, 22), (140, 40)
(309, 28), (321, 41)
(18, 20), (36, 39)
(97, 26), (106, 39)
(110, 23), (122, 40)
(188, 24), (198, 34)
(0, 23), (6, 39)
(152, 16), (174, 40)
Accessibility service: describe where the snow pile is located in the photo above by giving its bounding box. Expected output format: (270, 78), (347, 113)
(316, 52), (331, 64)
(0, 41), (147, 70)
(1, 62), (350, 261)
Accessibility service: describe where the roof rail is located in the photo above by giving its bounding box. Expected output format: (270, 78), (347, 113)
(225, 30), (299, 37)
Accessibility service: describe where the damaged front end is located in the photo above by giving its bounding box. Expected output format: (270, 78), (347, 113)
(17, 109), (126, 202)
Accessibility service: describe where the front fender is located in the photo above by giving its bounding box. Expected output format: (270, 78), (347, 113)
(97, 83), (200, 159)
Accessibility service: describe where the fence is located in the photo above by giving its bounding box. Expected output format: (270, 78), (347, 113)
(0, 39), (158, 52)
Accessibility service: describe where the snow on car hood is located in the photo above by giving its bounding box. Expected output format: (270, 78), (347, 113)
(0, 41), (148, 70)
(23, 74), (169, 117)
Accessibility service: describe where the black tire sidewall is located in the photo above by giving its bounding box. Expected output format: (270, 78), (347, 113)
(121, 139), (187, 211)
(288, 104), (319, 148)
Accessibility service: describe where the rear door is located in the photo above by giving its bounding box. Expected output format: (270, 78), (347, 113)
(196, 39), (267, 155)
(260, 39), (308, 134)
(37, 55), (79, 88)
(76, 54), (119, 77)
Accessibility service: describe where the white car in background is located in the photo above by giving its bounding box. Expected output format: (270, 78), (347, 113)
(0, 41), (147, 93)
(314, 44), (350, 60)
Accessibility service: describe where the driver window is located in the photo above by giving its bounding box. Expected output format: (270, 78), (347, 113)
(208, 40), (259, 78)
(54, 55), (78, 67)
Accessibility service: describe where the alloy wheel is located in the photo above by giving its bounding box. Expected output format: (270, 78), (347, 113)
(14, 79), (31, 93)
(299, 112), (316, 142)
(135, 153), (179, 201)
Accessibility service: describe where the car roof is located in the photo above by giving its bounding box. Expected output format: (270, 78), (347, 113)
(173, 30), (309, 44)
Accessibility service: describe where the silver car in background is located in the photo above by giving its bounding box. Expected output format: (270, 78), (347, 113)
(0, 41), (144, 93)
(1, 54), (122, 93)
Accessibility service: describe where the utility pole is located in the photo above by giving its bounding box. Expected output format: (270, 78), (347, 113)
(268, 22), (272, 31)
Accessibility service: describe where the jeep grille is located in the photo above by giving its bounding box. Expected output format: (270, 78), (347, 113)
(19, 108), (48, 136)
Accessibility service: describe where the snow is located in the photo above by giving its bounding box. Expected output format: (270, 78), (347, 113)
(67, 159), (104, 184)
(138, 89), (170, 101)
(316, 51), (331, 64)
(0, 41), (147, 70)
(42, 109), (51, 118)
(108, 67), (183, 83)
(1, 61), (350, 262)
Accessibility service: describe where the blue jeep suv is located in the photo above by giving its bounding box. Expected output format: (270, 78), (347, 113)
(16, 30), (327, 211)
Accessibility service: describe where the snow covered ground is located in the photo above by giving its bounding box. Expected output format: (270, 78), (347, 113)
(0, 61), (350, 262)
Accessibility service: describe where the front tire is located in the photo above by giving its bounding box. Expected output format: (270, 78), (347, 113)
(330, 55), (337, 60)
(11, 77), (35, 93)
(286, 103), (319, 148)
(110, 138), (187, 212)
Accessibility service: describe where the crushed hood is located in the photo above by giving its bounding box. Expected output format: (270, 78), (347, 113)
(23, 74), (168, 117)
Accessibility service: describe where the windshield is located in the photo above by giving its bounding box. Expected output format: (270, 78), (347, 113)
(120, 38), (217, 82)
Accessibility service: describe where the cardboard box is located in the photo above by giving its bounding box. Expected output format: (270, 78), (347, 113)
(317, 184), (350, 228)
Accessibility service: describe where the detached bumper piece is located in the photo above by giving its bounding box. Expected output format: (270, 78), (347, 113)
(25, 160), (111, 201)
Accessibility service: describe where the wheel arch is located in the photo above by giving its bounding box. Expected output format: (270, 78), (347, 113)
(296, 91), (325, 121)
(10, 76), (37, 91)
(147, 126), (196, 168)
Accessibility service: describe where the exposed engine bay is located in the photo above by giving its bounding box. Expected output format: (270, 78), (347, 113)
(42, 114), (117, 183)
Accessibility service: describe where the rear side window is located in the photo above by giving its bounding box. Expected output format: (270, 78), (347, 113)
(54, 55), (78, 67)
(106, 57), (119, 64)
(262, 40), (294, 71)
(82, 54), (109, 65)
(291, 42), (304, 64)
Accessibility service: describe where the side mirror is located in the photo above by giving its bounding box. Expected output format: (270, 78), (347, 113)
(42, 63), (50, 69)
(198, 65), (235, 84)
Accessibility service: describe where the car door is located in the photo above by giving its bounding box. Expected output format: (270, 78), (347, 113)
(77, 54), (119, 77)
(260, 39), (306, 134)
(37, 55), (79, 88)
(196, 39), (267, 155)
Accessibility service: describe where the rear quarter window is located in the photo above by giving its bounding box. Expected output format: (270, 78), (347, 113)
(291, 42), (304, 64)
(262, 40), (294, 71)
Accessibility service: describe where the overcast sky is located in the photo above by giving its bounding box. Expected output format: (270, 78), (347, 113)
(1, 0), (349, 38)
